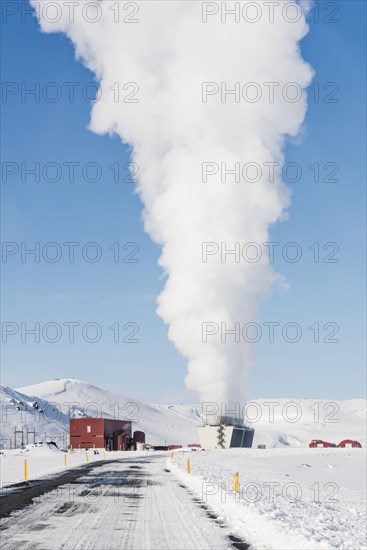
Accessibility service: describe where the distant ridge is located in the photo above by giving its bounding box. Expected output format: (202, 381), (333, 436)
(0, 379), (365, 449)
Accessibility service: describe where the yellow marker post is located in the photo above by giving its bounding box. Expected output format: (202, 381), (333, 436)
(186, 458), (191, 474)
(86, 451), (89, 463)
(24, 458), (28, 481)
(234, 472), (239, 493)
(170, 452), (174, 460)
(64, 454), (68, 467)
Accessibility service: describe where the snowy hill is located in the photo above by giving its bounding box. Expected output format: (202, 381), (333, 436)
(6, 379), (201, 447)
(0, 385), (70, 448)
(1, 379), (365, 449)
(246, 398), (367, 448)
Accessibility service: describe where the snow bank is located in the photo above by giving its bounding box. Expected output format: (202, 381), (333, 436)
(169, 448), (367, 550)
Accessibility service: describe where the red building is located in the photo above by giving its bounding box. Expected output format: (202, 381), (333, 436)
(338, 439), (362, 448)
(70, 418), (132, 451)
(309, 440), (337, 448)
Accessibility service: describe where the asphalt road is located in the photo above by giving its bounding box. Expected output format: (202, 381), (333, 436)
(0, 454), (249, 550)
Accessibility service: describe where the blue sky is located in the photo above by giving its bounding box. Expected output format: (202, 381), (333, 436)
(1, 1), (366, 402)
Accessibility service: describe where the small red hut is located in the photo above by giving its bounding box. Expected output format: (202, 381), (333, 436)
(338, 439), (362, 448)
(309, 440), (337, 448)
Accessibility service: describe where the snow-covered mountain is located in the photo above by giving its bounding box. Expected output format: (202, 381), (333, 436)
(0, 385), (70, 447)
(0, 378), (365, 449)
(247, 397), (367, 448)
(0, 379), (201, 447)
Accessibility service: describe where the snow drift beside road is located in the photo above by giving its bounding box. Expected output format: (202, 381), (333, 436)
(0, 443), (103, 485)
(170, 447), (367, 550)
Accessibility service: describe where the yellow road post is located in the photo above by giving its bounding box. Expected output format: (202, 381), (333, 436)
(234, 472), (239, 493)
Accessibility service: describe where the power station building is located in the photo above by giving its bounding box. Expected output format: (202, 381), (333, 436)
(70, 418), (132, 451)
(197, 415), (254, 450)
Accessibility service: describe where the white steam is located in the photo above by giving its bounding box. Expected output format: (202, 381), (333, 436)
(31, 1), (313, 405)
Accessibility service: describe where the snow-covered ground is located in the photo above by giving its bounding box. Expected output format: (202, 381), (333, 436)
(170, 448), (367, 550)
(1, 444), (365, 549)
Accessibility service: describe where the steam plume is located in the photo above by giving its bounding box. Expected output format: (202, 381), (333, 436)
(30, 0), (313, 405)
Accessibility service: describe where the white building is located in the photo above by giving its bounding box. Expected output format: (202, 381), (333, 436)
(197, 416), (254, 450)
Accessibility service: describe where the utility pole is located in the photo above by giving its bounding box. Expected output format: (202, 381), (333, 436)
(26, 428), (36, 445)
(14, 427), (24, 449)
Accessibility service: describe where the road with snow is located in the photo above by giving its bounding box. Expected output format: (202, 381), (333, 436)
(0, 454), (248, 550)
